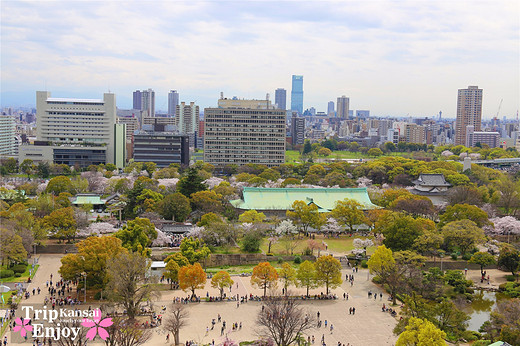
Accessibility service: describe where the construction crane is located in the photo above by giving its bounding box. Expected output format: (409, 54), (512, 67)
(496, 99), (503, 118)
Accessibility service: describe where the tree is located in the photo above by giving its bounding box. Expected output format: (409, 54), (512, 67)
(133, 188), (163, 215)
(179, 237), (211, 264)
(278, 262), (296, 295)
(46, 176), (75, 195)
(314, 255), (342, 294)
(156, 192), (191, 222)
(498, 249), (520, 277)
(318, 147), (332, 157)
(396, 317), (446, 346)
(102, 317), (152, 346)
(59, 236), (126, 288)
(482, 299), (520, 344)
(441, 220), (485, 255)
(256, 297), (316, 346)
(36, 162), (50, 178)
(211, 271), (234, 299)
(238, 210), (266, 224)
(389, 195), (435, 218)
(164, 303), (189, 346)
(368, 148), (383, 157)
(178, 263), (206, 299)
(377, 212), (429, 251)
(495, 178), (520, 216)
(251, 262), (279, 297)
(296, 260), (317, 296)
(241, 225), (263, 253)
(440, 203), (490, 228)
(177, 167), (206, 197)
(0, 228), (27, 266)
(20, 159), (34, 177)
(367, 245), (402, 304)
(286, 200), (324, 233)
(302, 140), (312, 155)
(42, 207), (77, 243)
(469, 252), (496, 276)
(115, 217), (158, 257)
(190, 190), (223, 213)
(105, 252), (159, 320)
(413, 230), (444, 259)
(331, 198), (368, 233)
(164, 260), (180, 289)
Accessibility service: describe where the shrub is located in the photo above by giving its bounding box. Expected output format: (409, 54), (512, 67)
(361, 260), (368, 268)
(505, 275), (516, 282)
(0, 270), (14, 278)
(266, 253), (274, 256)
(277, 257), (284, 264)
(293, 255), (302, 264)
(461, 253), (471, 261)
(451, 253), (458, 260)
(11, 264), (27, 274)
(94, 291), (102, 300)
(472, 341), (492, 346)
(14, 273), (22, 277)
(302, 247), (312, 256)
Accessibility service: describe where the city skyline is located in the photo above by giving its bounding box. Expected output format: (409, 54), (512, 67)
(1, 1), (518, 118)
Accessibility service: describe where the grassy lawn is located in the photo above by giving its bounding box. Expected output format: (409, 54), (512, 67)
(0, 264), (40, 283)
(206, 262), (299, 275)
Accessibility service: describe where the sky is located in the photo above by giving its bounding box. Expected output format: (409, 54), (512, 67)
(1, 0), (519, 119)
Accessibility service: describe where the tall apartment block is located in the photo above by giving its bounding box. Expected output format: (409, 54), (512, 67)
(168, 90), (179, 117)
(327, 101), (335, 116)
(175, 102), (199, 134)
(0, 115), (16, 156)
(133, 89), (155, 117)
(455, 86), (482, 145)
(291, 75), (303, 115)
(337, 96), (350, 119)
(275, 88), (287, 110)
(19, 91), (126, 168)
(291, 114), (305, 146)
(204, 99), (286, 167)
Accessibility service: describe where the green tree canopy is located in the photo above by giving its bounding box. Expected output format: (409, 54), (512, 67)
(331, 198), (368, 233)
(177, 167), (206, 197)
(441, 220), (485, 255)
(314, 255), (342, 294)
(156, 193), (191, 222)
(440, 203), (491, 228)
(179, 237), (211, 264)
(46, 176), (75, 195)
(396, 317), (446, 346)
(115, 217), (158, 257)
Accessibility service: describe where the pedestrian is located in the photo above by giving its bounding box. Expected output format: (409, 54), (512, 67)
(380, 293), (382, 300)
(374, 293), (377, 300)
(346, 293), (349, 300)
(330, 324), (333, 334)
(166, 334), (170, 342)
(343, 293), (346, 300)
(221, 326), (224, 336)
(349, 307), (352, 315)
(239, 322), (242, 329)
(352, 307), (356, 315)
(3, 335), (7, 346)
(237, 301), (239, 308)
(312, 335), (315, 344)
(317, 311), (320, 319)
(324, 320), (327, 327)
(218, 314), (221, 322)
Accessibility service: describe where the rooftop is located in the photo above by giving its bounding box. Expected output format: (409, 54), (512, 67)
(412, 173), (451, 187)
(230, 187), (378, 212)
(47, 98), (104, 103)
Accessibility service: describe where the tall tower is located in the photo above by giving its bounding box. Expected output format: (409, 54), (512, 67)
(291, 75), (303, 115)
(168, 90), (179, 117)
(337, 95), (350, 119)
(275, 88), (287, 110)
(133, 89), (155, 117)
(175, 102), (199, 134)
(455, 86), (482, 145)
(327, 101), (335, 116)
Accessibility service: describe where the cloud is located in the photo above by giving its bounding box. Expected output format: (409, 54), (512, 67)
(1, 0), (518, 117)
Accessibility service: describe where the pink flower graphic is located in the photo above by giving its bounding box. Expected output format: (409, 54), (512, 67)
(13, 318), (33, 338)
(81, 309), (113, 340)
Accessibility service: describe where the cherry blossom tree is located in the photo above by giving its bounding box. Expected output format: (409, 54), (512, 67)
(486, 216), (520, 235)
(275, 220), (297, 236)
(320, 217), (342, 234)
(77, 222), (118, 238)
(356, 177), (372, 188)
(203, 177), (225, 189)
(157, 178), (179, 189)
(353, 238), (374, 256)
(152, 229), (172, 247)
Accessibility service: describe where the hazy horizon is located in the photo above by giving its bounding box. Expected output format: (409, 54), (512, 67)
(1, 1), (518, 119)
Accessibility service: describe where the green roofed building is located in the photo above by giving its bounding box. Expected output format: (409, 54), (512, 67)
(70, 193), (107, 210)
(230, 187), (378, 215)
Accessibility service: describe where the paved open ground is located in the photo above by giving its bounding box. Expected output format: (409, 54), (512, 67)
(2, 254), (508, 345)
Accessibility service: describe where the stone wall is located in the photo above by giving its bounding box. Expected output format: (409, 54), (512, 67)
(35, 244), (78, 254)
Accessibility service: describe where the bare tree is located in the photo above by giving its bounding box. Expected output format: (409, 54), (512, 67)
(256, 296), (316, 346)
(103, 317), (152, 346)
(164, 303), (190, 346)
(104, 252), (161, 320)
(54, 319), (87, 346)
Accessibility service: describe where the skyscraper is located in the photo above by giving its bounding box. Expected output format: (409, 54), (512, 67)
(337, 95), (350, 119)
(291, 75), (303, 115)
(275, 88), (287, 110)
(0, 115), (16, 156)
(168, 90), (179, 117)
(455, 86), (483, 145)
(175, 102), (199, 135)
(133, 89), (155, 117)
(327, 101), (335, 116)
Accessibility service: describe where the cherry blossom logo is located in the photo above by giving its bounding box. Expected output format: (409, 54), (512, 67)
(13, 318), (33, 338)
(81, 309), (113, 340)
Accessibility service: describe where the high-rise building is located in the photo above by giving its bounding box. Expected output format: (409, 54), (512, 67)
(291, 114), (305, 146)
(204, 99), (286, 167)
(327, 101), (335, 116)
(455, 86), (482, 145)
(20, 91), (125, 168)
(275, 88), (287, 110)
(175, 102), (199, 135)
(356, 110), (370, 118)
(133, 89), (155, 117)
(133, 131), (189, 167)
(0, 115), (16, 156)
(168, 90), (179, 117)
(337, 96), (350, 119)
(291, 75), (303, 115)
(405, 124), (425, 144)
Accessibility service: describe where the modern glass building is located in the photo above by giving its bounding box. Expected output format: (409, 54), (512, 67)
(290, 75), (303, 115)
